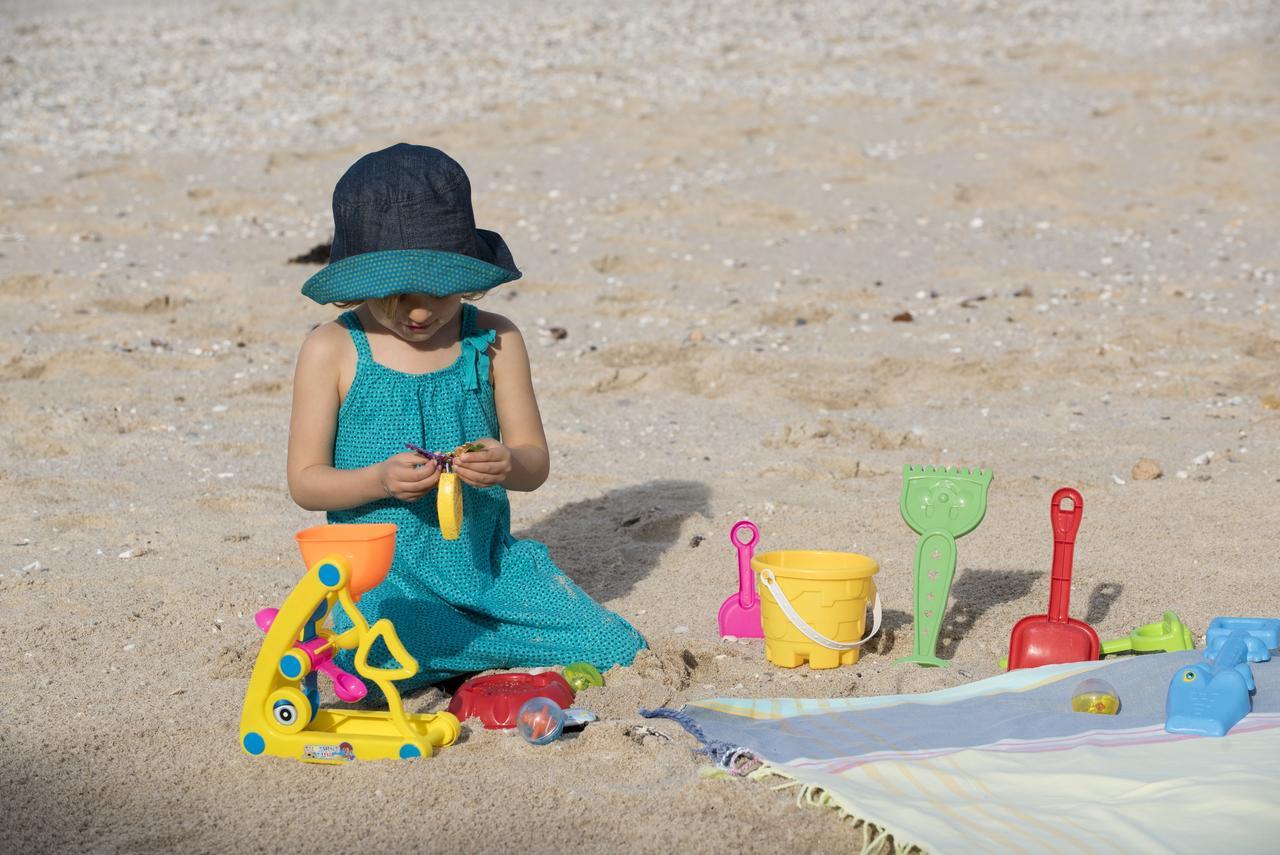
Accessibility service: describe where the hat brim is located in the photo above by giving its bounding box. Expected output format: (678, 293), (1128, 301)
(301, 248), (521, 304)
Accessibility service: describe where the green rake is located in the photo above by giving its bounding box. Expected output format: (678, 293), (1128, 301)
(897, 465), (993, 668)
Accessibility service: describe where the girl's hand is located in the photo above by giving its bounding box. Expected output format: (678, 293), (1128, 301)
(452, 438), (512, 487)
(378, 452), (439, 502)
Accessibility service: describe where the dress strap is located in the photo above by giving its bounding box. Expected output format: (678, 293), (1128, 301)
(458, 303), (497, 391)
(337, 310), (373, 362)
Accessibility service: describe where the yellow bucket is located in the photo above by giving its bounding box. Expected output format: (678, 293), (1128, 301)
(752, 550), (881, 669)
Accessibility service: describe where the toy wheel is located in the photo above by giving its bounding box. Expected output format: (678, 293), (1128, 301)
(438, 472), (463, 541)
(278, 649), (311, 681)
(265, 686), (312, 735)
(398, 741), (431, 760)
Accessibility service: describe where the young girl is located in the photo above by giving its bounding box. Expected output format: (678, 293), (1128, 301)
(287, 143), (646, 690)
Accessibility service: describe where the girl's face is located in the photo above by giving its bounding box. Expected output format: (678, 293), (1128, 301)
(368, 293), (464, 344)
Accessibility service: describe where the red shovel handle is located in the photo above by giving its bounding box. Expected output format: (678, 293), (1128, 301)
(1048, 488), (1083, 622)
(1050, 488), (1082, 543)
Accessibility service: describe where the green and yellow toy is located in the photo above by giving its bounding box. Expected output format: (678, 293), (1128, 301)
(238, 523), (460, 763)
(563, 661), (604, 692)
(1101, 611), (1195, 656)
(1071, 677), (1120, 715)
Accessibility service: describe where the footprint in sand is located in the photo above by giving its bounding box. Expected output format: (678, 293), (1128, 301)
(208, 643), (254, 680)
(92, 293), (189, 315)
(765, 418), (921, 452)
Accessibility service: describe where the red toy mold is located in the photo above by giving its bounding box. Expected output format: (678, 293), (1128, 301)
(447, 672), (576, 729)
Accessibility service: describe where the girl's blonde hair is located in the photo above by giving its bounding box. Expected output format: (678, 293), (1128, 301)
(335, 291), (487, 314)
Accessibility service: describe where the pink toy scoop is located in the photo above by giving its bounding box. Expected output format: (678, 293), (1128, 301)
(718, 520), (763, 638)
(255, 606), (368, 703)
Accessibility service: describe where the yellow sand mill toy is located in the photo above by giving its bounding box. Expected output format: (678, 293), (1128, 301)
(238, 523), (460, 763)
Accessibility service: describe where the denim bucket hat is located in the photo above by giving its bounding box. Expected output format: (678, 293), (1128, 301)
(301, 144), (521, 304)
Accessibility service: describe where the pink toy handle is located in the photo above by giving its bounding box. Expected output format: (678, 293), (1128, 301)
(730, 520), (760, 609)
(254, 607), (368, 703)
(316, 660), (368, 703)
(255, 607), (278, 632)
(301, 638), (369, 703)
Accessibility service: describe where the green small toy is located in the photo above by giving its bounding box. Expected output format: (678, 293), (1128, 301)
(1101, 611), (1195, 656)
(897, 465), (993, 668)
(563, 662), (604, 692)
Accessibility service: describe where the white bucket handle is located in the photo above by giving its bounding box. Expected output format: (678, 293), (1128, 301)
(758, 569), (882, 651)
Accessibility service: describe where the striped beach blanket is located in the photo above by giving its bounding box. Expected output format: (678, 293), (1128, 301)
(644, 652), (1280, 853)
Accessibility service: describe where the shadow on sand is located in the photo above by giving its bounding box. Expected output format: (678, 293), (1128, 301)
(514, 478), (712, 602)
(874, 568), (1041, 662)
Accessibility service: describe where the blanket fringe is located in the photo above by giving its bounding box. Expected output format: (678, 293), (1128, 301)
(640, 708), (925, 853)
(747, 763), (926, 855)
(638, 707), (761, 774)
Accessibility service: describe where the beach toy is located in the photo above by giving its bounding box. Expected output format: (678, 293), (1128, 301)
(1071, 677), (1120, 715)
(516, 703), (593, 744)
(1101, 611), (1195, 657)
(238, 524), (461, 763)
(254, 608), (368, 703)
(406, 442), (484, 541)
(753, 547), (882, 669)
(562, 661), (604, 692)
(562, 707), (597, 731)
(295, 522), (396, 601)
(437, 472), (463, 540)
(896, 465), (993, 668)
(718, 520), (763, 638)
(1007, 488), (1100, 670)
(447, 672), (577, 729)
(1166, 630), (1256, 737)
(516, 697), (566, 745)
(1205, 617), (1280, 663)
(998, 610), (1191, 667)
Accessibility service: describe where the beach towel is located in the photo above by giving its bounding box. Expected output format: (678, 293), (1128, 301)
(643, 652), (1280, 853)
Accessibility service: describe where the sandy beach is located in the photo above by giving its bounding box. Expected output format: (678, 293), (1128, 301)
(2, 1), (1278, 851)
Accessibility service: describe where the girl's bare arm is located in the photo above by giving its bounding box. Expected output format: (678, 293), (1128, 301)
(286, 322), (437, 510)
(453, 312), (550, 492)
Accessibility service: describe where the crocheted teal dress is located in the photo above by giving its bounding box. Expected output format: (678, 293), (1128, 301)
(327, 305), (645, 690)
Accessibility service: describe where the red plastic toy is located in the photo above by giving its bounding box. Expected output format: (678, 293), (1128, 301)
(447, 672), (576, 729)
(1007, 487), (1101, 670)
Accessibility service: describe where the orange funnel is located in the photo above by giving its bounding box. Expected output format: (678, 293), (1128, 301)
(295, 523), (396, 600)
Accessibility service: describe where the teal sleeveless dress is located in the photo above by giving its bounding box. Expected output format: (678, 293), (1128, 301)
(327, 305), (646, 690)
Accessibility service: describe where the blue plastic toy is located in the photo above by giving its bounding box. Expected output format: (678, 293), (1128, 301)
(1165, 631), (1256, 737)
(1205, 617), (1280, 663)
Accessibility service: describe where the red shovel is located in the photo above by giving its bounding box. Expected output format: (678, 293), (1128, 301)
(1006, 488), (1100, 670)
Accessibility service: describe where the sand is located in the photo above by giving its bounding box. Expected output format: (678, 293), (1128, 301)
(1, 1), (1278, 852)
